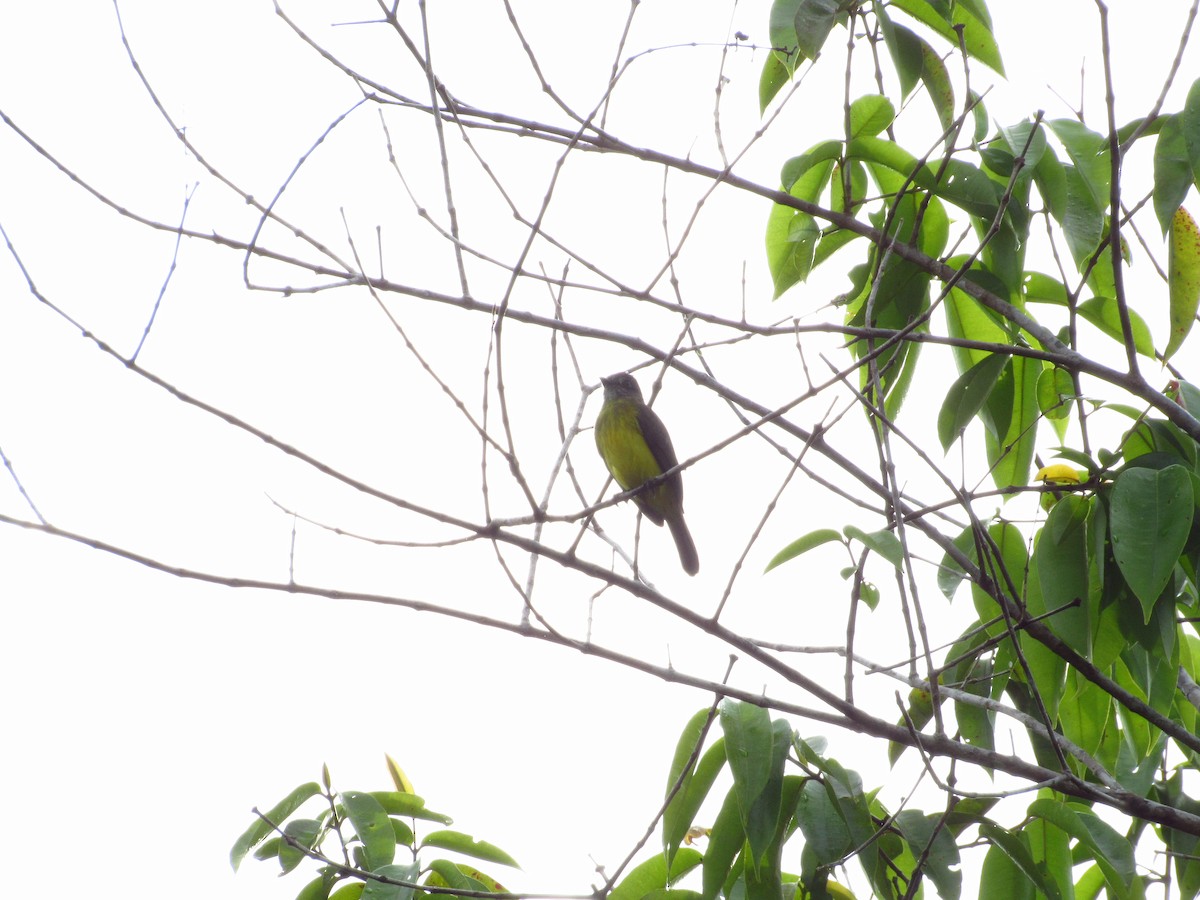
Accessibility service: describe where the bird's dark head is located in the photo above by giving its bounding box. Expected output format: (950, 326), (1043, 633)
(601, 372), (644, 402)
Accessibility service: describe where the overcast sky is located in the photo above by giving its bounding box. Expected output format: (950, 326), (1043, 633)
(1, 3), (1197, 899)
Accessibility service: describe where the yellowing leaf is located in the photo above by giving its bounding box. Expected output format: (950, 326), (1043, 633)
(385, 754), (416, 793)
(1167, 206), (1200, 360)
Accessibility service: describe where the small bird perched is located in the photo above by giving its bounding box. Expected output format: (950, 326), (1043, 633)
(594, 372), (699, 575)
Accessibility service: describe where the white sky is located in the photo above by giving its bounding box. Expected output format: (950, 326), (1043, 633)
(1, 3), (1197, 899)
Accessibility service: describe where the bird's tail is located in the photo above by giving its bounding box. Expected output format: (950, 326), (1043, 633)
(668, 514), (700, 576)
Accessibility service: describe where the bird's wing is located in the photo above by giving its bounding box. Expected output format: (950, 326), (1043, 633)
(636, 405), (681, 483)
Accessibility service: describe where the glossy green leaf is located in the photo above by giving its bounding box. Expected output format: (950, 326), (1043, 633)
(1180, 77), (1200, 187)
(720, 700), (774, 817)
(1158, 770), (1200, 898)
(1154, 115), (1191, 235)
(1049, 120), (1110, 207)
(849, 94), (895, 139)
(296, 872), (337, 900)
(759, 49), (793, 113)
(984, 355), (1040, 489)
(1058, 670), (1115, 774)
(936, 525), (977, 600)
(743, 720), (790, 870)
(426, 860), (488, 893)
(795, 0), (843, 61)
(231, 782), (322, 872)
(343, 791), (396, 870)
(1034, 495), (1092, 655)
(889, 0), (1004, 74)
(937, 352), (1010, 450)
(979, 823), (1059, 900)
(1167, 205), (1200, 360)
(1036, 366), (1075, 430)
(664, 711), (727, 867)
(1110, 465), (1193, 620)
(894, 810), (962, 900)
(700, 788), (745, 900)
(279, 819), (322, 875)
(1033, 142), (1068, 222)
(876, 11), (923, 99)
(849, 137), (1003, 220)
(367, 793), (452, 825)
(1028, 800), (1134, 899)
(843, 525), (903, 567)
(764, 528), (842, 572)
(919, 38), (955, 135)
(795, 778), (854, 871)
(361, 862), (419, 900)
(611, 849), (703, 900)
(972, 522), (1029, 637)
(1059, 166), (1106, 269)
(1023, 271), (1070, 306)
(1077, 296), (1155, 358)
(979, 846), (1037, 900)
(419, 831), (519, 868)
(767, 155), (836, 297)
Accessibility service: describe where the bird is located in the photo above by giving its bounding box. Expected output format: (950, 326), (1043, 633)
(594, 372), (699, 575)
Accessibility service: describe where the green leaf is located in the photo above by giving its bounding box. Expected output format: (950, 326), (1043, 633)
(984, 355), (1040, 489)
(759, 49), (793, 113)
(1058, 670), (1115, 773)
(279, 819), (322, 875)
(1023, 271), (1070, 306)
(1049, 120), (1110, 209)
(610, 849), (703, 900)
(296, 872), (338, 900)
(876, 10), (922, 98)
(1180, 77), (1200, 188)
(889, 0), (1004, 74)
(1109, 465), (1193, 620)
(231, 781), (322, 872)
(1154, 115), (1192, 235)
(700, 788), (746, 900)
(1034, 143), (1068, 223)
(843, 525), (903, 567)
(937, 352), (1010, 450)
(893, 811), (962, 900)
(794, 779), (854, 872)
(1077, 296), (1156, 358)
(663, 711), (727, 867)
(367, 792), (452, 825)
(849, 94), (895, 139)
(978, 824), (1058, 900)
(764, 528), (843, 572)
(1028, 800), (1134, 900)
(720, 700), (774, 817)
(769, 0), (805, 53)
(343, 791), (397, 870)
(767, 153), (838, 297)
(426, 860), (488, 893)
(361, 862), (419, 900)
(1034, 495), (1092, 655)
(426, 861), (507, 894)
(1167, 206), (1200, 360)
(794, 0), (843, 61)
(1036, 366), (1075, 422)
(1059, 167), (1106, 269)
(936, 525), (978, 600)
(419, 832), (519, 869)
(849, 137), (1003, 220)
